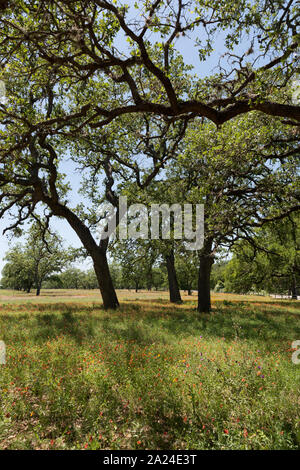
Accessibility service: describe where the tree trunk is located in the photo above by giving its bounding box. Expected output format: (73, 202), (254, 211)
(188, 288), (192, 296)
(92, 249), (119, 309)
(291, 274), (298, 299)
(146, 266), (153, 291)
(198, 241), (214, 313)
(166, 250), (182, 304)
(41, 195), (119, 309)
(34, 260), (42, 295)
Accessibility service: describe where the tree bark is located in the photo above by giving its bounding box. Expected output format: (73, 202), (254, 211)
(291, 273), (298, 299)
(92, 248), (119, 309)
(198, 240), (214, 313)
(146, 268), (152, 291)
(34, 265), (40, 296)
(166, 250), (182, 303)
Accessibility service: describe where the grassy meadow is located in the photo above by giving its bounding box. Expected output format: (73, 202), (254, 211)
(0, 289), (299, 450)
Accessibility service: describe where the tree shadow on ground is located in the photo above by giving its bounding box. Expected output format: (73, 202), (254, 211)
(0, 299), (299, 347)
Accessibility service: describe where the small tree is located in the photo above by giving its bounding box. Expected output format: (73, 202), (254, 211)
(176, 252), (198, 295)
(110, 239), (160, 292)
(1, 244), (33, 292)
(1, 224), (69, 295)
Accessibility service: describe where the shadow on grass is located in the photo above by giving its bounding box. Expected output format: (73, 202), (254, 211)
(34, 309), (97, 344)
(0, 299), (299, 347)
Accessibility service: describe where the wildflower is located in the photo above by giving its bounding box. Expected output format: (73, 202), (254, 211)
(224, 429), (229, 434)
(137, 440), (142, 445)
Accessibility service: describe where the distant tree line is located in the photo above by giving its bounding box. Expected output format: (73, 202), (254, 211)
(2, 214), (298, 298)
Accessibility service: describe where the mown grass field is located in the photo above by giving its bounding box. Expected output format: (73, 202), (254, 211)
(0, 289), (299, 450)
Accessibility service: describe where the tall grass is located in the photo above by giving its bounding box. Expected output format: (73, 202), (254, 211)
(0, 293), (299, 449)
